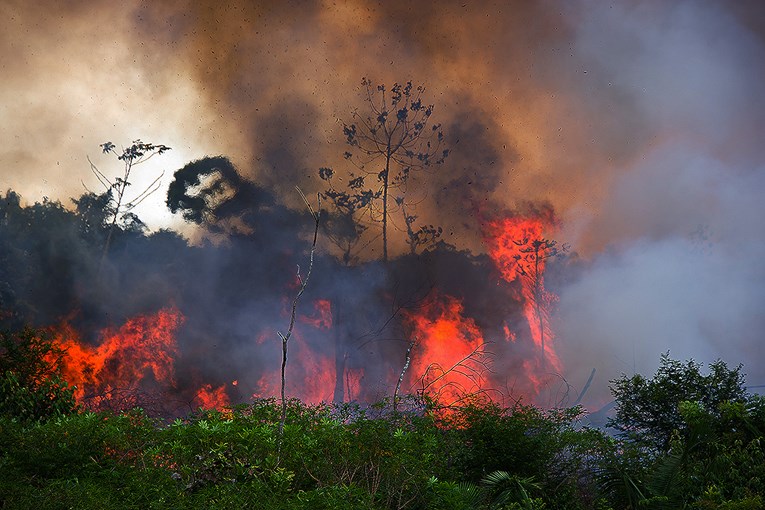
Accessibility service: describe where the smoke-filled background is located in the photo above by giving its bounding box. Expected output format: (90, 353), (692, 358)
(1, 0), (764, 412)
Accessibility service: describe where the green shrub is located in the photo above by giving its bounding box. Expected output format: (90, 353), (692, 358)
(0, 327), (77, 421)
(2, 364), (758, 510)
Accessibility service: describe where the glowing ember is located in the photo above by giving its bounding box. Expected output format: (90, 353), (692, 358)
(51, 307), (184, 403)
(403, 293), (488, 407)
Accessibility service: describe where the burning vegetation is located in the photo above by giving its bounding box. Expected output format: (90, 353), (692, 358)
(0, 76), (583, 417)
(0, 159), (569, 416)
(2, 3), (764, 507)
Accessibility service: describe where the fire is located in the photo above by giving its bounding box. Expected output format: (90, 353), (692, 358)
(402, 293), (488, 407)
(291, 333), (336, 403)
(51, 307), (183, 404)
(254, 299), (347, 404)
(43, 237), (564, 414)
(252, 337), (336, 403)
(298, 299), (333, 329)
(502, 321), (516, 342)
(483, 216), (546, 282)
(195, 383), (230, 410)
(482, 214), (563, 376)
(343, 367), (363, 402)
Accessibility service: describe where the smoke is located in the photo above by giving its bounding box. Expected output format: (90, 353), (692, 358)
(2, 0), (764, 410)
(556, 145), (765, 404)
(553, 1), (765, 404)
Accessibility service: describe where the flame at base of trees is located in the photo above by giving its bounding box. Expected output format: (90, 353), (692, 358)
(195, 384), (230, 410)
(50, 308), (197, 413)
(403, 293), (494, 409)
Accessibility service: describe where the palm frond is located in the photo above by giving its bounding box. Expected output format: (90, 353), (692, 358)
(595, 463), (647, 509)
(481, 471), (541, 509)
(644, 446), (687, 509)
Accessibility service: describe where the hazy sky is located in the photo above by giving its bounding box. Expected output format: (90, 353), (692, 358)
(2, 0), (764, 395)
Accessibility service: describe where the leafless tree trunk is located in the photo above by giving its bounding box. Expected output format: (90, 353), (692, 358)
(277, 189), (320, 459)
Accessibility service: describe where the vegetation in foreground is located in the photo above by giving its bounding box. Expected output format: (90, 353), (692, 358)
(1, 329), (764, 509)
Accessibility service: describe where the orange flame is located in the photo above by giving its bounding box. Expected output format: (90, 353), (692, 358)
(403, 293), (487, 407)
(51, 307), (184, 403)
(482, 215), (563, 377)
(254, 299), (351, 404)
(195, 383), (230, 410)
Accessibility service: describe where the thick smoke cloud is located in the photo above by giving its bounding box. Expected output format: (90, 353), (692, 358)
(2, 0), (764, 411)
(556, 145), (765, 403)
(548, 2), (765, 405)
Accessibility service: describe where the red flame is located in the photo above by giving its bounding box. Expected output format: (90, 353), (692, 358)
(252, 338), (337, 404)
(51, 307), (184, 404)
(297, 343), (336, 402)
(343, 367), (363, 401)
(254, 299), (350, 404)
(298, 299), (333, 329)
(482, 215), (563, 380)
(195, 383), (230, 410)
(403, 293), (488, 407)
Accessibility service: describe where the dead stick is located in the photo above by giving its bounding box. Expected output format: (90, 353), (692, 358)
(277, 188), (320, 461)
(393, 339), (415, 412)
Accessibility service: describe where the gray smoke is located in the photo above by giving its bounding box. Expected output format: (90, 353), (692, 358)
(554, 1), (765, 406)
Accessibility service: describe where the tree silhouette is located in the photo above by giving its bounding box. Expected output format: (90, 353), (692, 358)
(166, 156), (275, 236)
(90, 140), (170, 265)
(515, 237), (567, 369)
(341, 78), (448, 261)
(318, 167), (379, 265)
(397, 196), (443, 255)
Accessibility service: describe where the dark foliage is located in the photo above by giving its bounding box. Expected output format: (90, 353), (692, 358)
(167, 156), (277, 235)
(608, 353), (748, 452)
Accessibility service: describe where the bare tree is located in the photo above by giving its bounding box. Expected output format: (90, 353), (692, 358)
(342, 78), (448, 261)
(89, 140), (170, 266)
(277, 188), (320, 458)
(393, 339), (415, 412)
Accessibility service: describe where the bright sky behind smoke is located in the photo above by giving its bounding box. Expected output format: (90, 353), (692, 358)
(2, 0), (764, 403)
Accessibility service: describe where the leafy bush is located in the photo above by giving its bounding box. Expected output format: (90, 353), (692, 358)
(0, 327), (77, 421)
(1, 355), (762, 509)
(609, 353), (748, 452)
(603, 354), (765, 509)
(440, 399), (604, 509)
